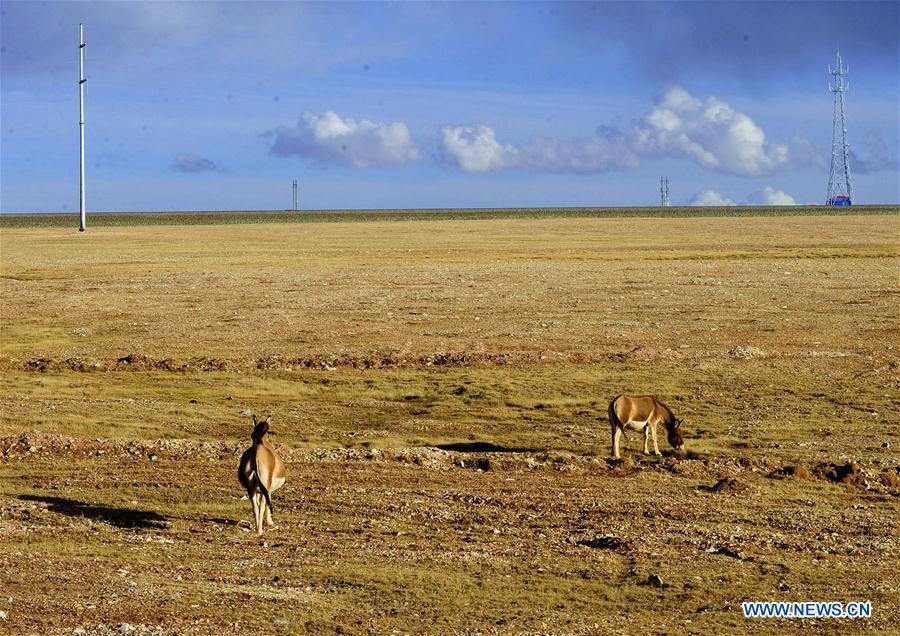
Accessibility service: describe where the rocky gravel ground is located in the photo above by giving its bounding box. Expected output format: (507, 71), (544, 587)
(2, 216), (898, 633)
(2, 432), (898, 635)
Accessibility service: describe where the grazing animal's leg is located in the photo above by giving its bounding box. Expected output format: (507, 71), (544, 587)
(265, 502), (274, 527)
(650, 422), (662, 456)
(643, 425), (651, 455)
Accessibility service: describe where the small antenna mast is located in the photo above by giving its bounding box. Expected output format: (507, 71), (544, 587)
(79, 23), (87, 231)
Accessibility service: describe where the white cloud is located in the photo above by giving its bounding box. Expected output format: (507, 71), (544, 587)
(440, 124), (639, 174)
(440, 125), (517, 172)
(633, 87), (793, 177)
(688, 189), (736, 206)
(440, 86), (811, 177)
(267, 88), (817, 179)
(747, 186), (799, 205)
(269, 111), (419, 168)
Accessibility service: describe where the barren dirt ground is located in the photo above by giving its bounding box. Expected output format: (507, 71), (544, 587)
(1, 215), (898, 635)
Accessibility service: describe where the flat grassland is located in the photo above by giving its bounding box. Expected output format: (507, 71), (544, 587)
(1, 214), (898, 635)
(1, 204), (896, 228)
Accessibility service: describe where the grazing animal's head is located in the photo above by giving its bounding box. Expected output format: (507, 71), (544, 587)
(251, 414), (272, 442)
(668, 418), (685, 452)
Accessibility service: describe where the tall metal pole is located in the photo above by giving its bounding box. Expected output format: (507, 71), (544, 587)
(79, 23), (86, 231)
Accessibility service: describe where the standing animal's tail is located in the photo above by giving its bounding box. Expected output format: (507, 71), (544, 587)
(251, 451), (274, 516)
(608, 395), (626, 438)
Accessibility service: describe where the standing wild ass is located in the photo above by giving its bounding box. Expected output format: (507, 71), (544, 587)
(238, 415), (286, 535)
(608, 395), (684, 459)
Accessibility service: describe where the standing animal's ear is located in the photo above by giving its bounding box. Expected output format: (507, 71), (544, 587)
(252, 414), (258, 425)
(264, 415), (272, 425)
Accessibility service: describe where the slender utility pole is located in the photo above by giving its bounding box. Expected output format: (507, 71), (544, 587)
(292, 179), (299, 210)
(78, 23), (87, 231)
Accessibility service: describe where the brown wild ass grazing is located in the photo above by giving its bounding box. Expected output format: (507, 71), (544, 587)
(238, 415), (286, 535)
(608, 395), (685, 459)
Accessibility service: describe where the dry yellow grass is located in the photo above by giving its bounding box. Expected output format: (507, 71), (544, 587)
(2, 216), (897, 362)
(1, 214), (898, 634)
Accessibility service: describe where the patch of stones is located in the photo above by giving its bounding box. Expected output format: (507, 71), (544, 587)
(727, 346), (765, 359)
(1, 342), (820, 376)
(70, 625), (168, 635)
(769, 461), (899, 492)
(4, 431), (897, 493)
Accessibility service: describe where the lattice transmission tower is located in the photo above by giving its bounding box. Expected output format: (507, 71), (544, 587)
(660, 176), (670, 207)
(826, 50), (853, 205)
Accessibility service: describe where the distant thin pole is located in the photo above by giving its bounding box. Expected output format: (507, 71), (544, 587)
(79, 23), (86, 231)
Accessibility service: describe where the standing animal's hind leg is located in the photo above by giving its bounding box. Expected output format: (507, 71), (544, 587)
(265, 502), (274, 527)
(643, 426), (651, 455)
(611, 424), (623, 459)
(252, 492), (265, 535)
(247, 491), (258, 530)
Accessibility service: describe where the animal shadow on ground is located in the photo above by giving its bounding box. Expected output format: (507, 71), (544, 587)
(208, 517), (240, 526)
(20, 495), (169, 529)
(434, 441), (541, 453)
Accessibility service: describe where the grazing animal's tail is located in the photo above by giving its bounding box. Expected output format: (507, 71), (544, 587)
(252, 450), (274, 515)
(608, 395), (626, 439)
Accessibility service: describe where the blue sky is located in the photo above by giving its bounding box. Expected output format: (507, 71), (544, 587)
(1, 0), (898, 212)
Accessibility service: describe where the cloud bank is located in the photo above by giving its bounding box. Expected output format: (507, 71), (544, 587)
(269, 111), (419, 168)
(553, 2), (899, 86)
(632, 87), (792, 177)
(440, 87), (812, 177)
(746, 186), (799, 206)
(440, 124), (639, 174)
(440, 125), (514, 172)
(688, 190), (736, 207)
(688, 185), (802, 206)
(270, 88), (820, 180)
(849, 131), (900, 175)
